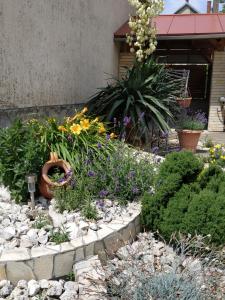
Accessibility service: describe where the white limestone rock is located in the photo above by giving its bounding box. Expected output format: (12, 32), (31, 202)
(46, 281), (63, 297)
(28, 280), (40, 297)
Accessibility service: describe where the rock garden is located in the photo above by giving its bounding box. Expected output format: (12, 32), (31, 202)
(1, 7), (225, 296)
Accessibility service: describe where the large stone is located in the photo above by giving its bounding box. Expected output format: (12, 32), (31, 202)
(104, 232), (124, 256)
(75, 248), (84, 262)
(33, 255), (53, 280)
(54, 251), (75, 278)
(64, 281), (79, 292)
(6, 261), (35, 285)
(0, 265), (6, 281)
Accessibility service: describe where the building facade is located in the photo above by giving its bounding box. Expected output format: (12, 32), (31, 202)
(0, 0), (131, 125)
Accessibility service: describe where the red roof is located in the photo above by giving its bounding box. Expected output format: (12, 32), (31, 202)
(114, 14), (225, 39)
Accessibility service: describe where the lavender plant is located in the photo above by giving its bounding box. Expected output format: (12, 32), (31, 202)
(176, 110), (207, 131)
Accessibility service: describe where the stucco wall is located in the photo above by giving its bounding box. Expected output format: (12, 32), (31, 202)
(0, 0), (130, 108)
(208, 51), (225, 132)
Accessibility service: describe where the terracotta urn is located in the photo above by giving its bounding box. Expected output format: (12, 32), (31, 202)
(39, 152), (72, 199)
(176, 97), (192, 108)
(176, 130), (202, 153)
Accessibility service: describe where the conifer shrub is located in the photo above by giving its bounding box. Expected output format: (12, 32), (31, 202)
(141, 151), (225, 246)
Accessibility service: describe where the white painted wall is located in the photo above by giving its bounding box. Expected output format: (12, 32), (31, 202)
(0, 0), (130, 107)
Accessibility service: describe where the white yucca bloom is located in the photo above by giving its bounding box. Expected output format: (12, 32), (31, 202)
(127, 0), (164, 61)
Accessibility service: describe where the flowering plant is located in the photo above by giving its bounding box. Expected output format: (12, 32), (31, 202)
(32, 107), (116, 170)
(176, 110), (207, 131)
(127, 0), (164, 62)
(209, 144), (225, 166)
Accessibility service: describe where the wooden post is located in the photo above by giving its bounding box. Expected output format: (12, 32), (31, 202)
(213, 0), (219, 13)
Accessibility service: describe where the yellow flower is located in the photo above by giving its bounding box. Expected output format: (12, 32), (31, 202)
(215, 144), (221, 149)
(221, 156), (225, 160)
(80, 119), (90, 130)
(110, 132), (117, 139)
(48, 118), (56, 123)
(98, 123), (106, 134)
(70, 124), (82, 135)
(81, 107), (88, 114)
(91, 117), (99, 124)
(58, 125), (67, 132)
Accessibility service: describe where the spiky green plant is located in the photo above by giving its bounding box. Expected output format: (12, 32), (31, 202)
(87, 59), (181, 140)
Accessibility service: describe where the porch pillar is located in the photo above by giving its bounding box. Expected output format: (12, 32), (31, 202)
(208, 51), (225, 132)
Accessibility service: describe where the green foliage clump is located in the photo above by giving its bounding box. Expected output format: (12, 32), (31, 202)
(142, 150), (225, 246)
(0, 120), (48, 202)
(54, 143), (155, 214)
(33, 214), (51, 229)
(135, 272), (205, 300)
(87, 58), (181, 140)
(142, 151), (203, 230)
(157, 151), (203, 184)
(49, 228), (69, 244)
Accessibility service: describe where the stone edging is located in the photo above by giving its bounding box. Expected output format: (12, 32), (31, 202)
(0, 210), (141, 284)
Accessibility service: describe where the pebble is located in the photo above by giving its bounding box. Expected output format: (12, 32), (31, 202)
(28, 280), (40, 296)
(46, 281), (63, 297)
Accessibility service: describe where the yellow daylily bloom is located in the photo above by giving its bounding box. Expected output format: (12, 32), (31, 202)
(91, 117), (99, 124)
(110, 132), (117, 139)
(70, 124), (82, 135)
(58, 125), (67, 132)
(80, 119), (90, 130)
(98, 123), (106, 134)
(81, 107), (88, 114)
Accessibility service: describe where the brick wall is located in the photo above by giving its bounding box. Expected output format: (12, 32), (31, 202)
(208, 51), (225, 132)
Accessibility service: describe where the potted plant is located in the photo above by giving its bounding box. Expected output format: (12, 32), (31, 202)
(170, 69), (192, 108)
(176, 111), (207, 152)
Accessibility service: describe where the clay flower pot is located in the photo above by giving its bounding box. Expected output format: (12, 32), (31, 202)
(176, 97), (192, 108)
(176, 130), (202, 153)
(39, 152), (72, 199)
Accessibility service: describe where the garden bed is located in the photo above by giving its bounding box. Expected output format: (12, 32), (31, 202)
(0, 186), (141, 283)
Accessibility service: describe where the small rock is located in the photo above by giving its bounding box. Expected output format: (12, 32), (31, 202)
(39, 279), (49, 289)
(38, 234), (48, 245)
(116, 247), (130, 260)
(20, 235), (34, 248)
(47, 281), (63, 297)
(60, 291), (78, 300)
(104, 199), (113, 208)
(2, 227), (16, 241)
(2, 218), (11, 227)
(0, 280), (9, 289)
(103, 213), (112, 223)
(49, 205), (65, 228)
(64, 281), (79, 292)
(78, 221), (89, 231)
(27, 229), (38, 242)
(89, 223), (99, 231)
(17, 280), (28, 289)
(0, 283), (13, 297)
(28, 280), (40, 296)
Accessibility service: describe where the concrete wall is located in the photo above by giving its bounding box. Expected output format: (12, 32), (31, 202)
(0, 0), (130, 108)
(208, 51), (225, 132)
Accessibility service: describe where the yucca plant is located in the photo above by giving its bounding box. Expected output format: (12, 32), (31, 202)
(87, 59), (181, 142)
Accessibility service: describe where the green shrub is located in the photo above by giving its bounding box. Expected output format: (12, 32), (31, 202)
(0, 120), (47, 202)
(183, 188), (225, 245)
(142, 151), (203, 231)
(159, 183), (200, 241)
(157, 151), (203, 185)
(142, 174), (181, 230)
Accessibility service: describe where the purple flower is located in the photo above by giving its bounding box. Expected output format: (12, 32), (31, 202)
(139, 112), (145, 120)
(85, 159), (92, 165)
(123, 116), (131, 127)
(58, 177), (66, 183)
(96, 199), (105, 210)
(128, 171), (136, 179)
(87, 170), (95, 177)
(132, 187), (139, 194)
(97, 143), (102, 149)
(152, 146), (159, 154)
(106, 134), (110, 141)
(161, 131), (169, 139)
(99, 190), (109, 198)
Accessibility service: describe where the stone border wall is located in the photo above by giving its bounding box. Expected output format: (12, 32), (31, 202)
(0, 211), (140, 285)
(0, 104), (83, 128)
